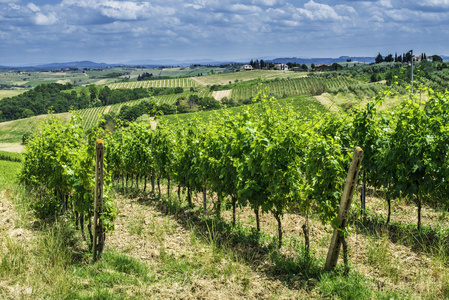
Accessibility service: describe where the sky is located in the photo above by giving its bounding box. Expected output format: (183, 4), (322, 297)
(1, 0), (449, 65)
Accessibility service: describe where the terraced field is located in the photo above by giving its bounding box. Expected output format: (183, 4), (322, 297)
(108, 78), (201, 89)
(231, 77), (356, 101)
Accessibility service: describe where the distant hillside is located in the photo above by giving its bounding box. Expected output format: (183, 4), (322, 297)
(0, 61), (118, 71)
(269, 56), (375, 65)
(1, 54), (448, 71)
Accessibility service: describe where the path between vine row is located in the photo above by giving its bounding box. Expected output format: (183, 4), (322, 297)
(104, 188), (442, 298)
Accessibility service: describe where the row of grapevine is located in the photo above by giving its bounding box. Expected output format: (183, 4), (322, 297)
(108, 78), (200, 89)
(77, 99), (146, 131)
(352, 89), (449, 229)
(105, 86), (449, 255)
(231, 77), (355, 101)
(105, 92), (355, 252)
(20, 114), (116, 251)
(78, 106), (110, 131)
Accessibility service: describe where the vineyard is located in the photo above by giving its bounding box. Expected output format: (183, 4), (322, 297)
(77, 90), (214, 131)
(108, 78), (201, 89)
(230, 77), (356, 101)
(9, 86), (448, 298)
(3, 61), (449, 298)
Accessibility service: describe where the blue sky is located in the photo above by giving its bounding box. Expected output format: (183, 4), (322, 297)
(1, 0), (448, 65)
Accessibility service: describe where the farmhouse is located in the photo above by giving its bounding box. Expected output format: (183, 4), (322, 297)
(275, 64), (288, 71)
(242, 64), (253, 70)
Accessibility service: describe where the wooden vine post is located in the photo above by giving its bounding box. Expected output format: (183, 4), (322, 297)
(325, 147), (363, 270)
(93, 139), (105, 261)
(203, 185), (207, 215)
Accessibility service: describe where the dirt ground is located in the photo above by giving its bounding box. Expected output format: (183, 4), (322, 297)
(104, 185), (448, 298)
(212, 90), (232, 101)
(105, 192), (317, 299)
(1, 182), (447, 299)
(0, 143), (25, 153)
(313, 94), (339, 112)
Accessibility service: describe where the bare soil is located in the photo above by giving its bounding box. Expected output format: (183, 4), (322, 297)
(212, 90), (232, 101)
(0, 143), (25, 153)
(313, 94), (339, 112)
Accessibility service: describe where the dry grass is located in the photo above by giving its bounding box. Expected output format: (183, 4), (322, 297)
(1, 178), (448, 299)
(106, 193), (312, 299)
(0, 143), (25, 153)
(212, 89), (232, 101)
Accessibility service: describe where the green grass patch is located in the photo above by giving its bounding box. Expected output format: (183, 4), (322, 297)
(317, 270), (406, 300)
(0, 90), (26, 100)
(0, 160), (21, 186)
(0, 112), (71, 143)
(0, 150), (22, 162)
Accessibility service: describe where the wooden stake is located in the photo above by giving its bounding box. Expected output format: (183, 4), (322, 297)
(325, 147), (363, 271)
(203, 186), (207, 215)
(93, 139), (105, 261)
(202, 179), (207, 214)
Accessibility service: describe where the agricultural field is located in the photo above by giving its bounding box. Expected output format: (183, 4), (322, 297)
(0, 113), (71, 144)
(230, 77), (355, 102)
(108, 78), (201, 89)
(130, 66), (235, 78)
(0, 90), (25, 100)
(2, 88), (449, 299)
(0, 71), (88, 88)
(192, 70), (308, 85)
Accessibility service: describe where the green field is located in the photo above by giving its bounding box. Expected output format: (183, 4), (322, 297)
(230, 77), (355, 101)
(127, 66), (234, 78)
(0, 90), (25, 100)
(0, 160), (21, 186)
(193, 70), (308, 85)
(108, 78), (201, 89)
(0, 113), (71, 143)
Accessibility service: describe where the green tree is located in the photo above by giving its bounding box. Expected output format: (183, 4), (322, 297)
(375, 53), (384, 64)
(384, 54), (393, 62)
(431, 55), (443, 62)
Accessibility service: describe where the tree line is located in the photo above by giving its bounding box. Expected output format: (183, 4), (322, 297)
(375, 52), (443, 64)
(0, 83), (183, 122)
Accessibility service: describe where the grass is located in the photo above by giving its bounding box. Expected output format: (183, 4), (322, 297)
(0, 160), (21, 186)
(2, 171), (449, 298)
(0, 112), (71, 143)
(0, 90), (25, 100)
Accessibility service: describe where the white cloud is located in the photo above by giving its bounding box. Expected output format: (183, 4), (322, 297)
(8, 2), (20, 9)
(378, 0), (393, 8)
(228, 4), (262, 13)
(27, 3), (40, 12)
(421, 0), (449, 7)
(184, 3), (204, 9)
(34, 12), (58, 25)
(297, 0), (342, 21)
(99, 1), (152, 20)
(251, 0), (284, 6)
